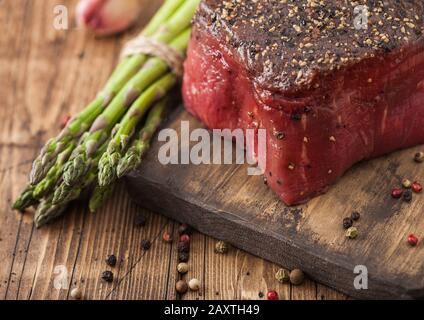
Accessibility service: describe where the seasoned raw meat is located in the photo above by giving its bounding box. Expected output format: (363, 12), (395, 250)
(183, 0), (424, 205)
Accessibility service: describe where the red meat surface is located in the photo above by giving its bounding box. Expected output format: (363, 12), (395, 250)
(182, 0), (424, 205)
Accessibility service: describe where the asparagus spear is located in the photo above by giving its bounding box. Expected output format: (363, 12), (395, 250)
(34, 172), (96, 228)
(34, 195), (68, 229)
(90, 97), (170, 210)
(64, 28), (191, 187)
(32, 141), (76, 199)
(28, 0), (188, 185)
(88, 184), (115, 213)
(12, 185), (38, 212)
(98, 74), (176, 187)
(53, 143), (108, 205)
(90, 98), (169, 210)
(116, 98), (169, 179)
(90, 97), (170, 211)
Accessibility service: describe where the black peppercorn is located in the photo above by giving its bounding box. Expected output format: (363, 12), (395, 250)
(342, 217), (353, 229)
(351, 211), (360, 221)
(135, 214), (147, 227)
(258, 291), (264, 298)
(176, 280), (188, 294)
(403, 190), (413, 202)
(274, 131), (285, 140)
(291, 113), (302, 121)
(414, 151), (424, 163)
(141, 239), (151, 251)
(106, 254), (117, 267)
(304, 106), (312, 113)
(101, 271), (114, 283)
(179, 252), (189, 262)
(178, 223), (192, 235)
(178, 241), (190, 253)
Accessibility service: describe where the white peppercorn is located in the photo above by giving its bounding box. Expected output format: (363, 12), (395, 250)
(188, 278), (200, 291)
(177, 262), (189, 274)
(70, 287), (82, 300)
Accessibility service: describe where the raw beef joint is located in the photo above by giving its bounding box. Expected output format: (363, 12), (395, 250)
(183, 0), (424, 205)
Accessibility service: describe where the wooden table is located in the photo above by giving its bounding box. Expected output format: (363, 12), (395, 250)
(0, 0), (348, 300)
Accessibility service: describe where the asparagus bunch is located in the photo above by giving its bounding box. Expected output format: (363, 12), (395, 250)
(13, 0), (200, 228)
(33, 141), (108, 228)
(63, 28), (190, 187)
(29, 0), (190, 185)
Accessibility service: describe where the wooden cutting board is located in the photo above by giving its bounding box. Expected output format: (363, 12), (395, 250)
(126, 107), (424, 299)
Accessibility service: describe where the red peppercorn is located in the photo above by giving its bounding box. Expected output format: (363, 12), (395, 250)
(162, 232), (172, 243)
(267, 290), (279, 300)
(391, 188), (403, 199)
(407, 234), (418, 246)
(180, 234), (190, 243)
(411, 182), (422, 193)
(60, 115), (71, 129)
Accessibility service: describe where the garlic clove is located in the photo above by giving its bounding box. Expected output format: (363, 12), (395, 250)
(76, 0), (142, 36)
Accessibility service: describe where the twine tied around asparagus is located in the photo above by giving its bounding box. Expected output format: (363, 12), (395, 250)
(121, 35), (184, 78)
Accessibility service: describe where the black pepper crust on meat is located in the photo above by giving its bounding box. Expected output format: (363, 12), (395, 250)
(194, 0), (424, 91)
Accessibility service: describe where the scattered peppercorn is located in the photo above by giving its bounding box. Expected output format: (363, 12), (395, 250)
(275, 268), (290, 283)
(215, 241), (229, 254)
(175, 280), (188, 294)
(258, 291), (264, 298)
(178, 241), (190, 253)
(274, 131), (285, 140)
(291, 113), (302, 121)
(289, 269), (305, 286)
(403, 189), (413, 202)
(342, 217), (353, 229)
(70, 287), (82, 300)
(177, 262), (189, 274)
(105, 254), (117, 267)
(141, 239), (151, 251)
(414, 151), (424, 163)
(391, 187), (403, 199)
(179, 252), (189, 262)
(267, 290), (279, 300)
(134, 214), (147, 227)
(351, 211), (361, 221)
(402, 178), (412, 189)
(411, 182), (422, 193)
(188, 278), (200, 291)
(407, 234), (418, 246)
(180, 234), (190, 243)
(178, 223), (192, 235)
(162, 231), (173, 243)
(346, 226), (358, 239)
(101, 271), (114, 283)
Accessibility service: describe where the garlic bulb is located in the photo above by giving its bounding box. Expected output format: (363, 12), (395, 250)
(76, 0), (142, 36)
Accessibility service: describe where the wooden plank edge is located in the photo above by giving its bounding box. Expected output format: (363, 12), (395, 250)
(125, 174), (424, 300)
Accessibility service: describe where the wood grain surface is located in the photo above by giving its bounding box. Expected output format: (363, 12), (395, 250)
(0, 0), (347, 300)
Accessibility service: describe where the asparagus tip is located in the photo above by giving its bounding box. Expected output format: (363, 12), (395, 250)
(63, 155), (91, 186)
(12, 186), (38, 212)
(98, 153), (121, 187)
